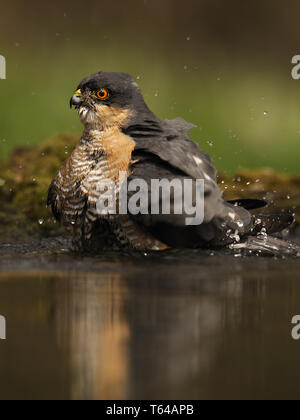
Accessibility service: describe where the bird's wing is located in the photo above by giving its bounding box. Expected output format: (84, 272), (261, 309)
(47, 172), (88, 228)
(47, 179), (62, 222)
(128, 155), (254, 248)
(130, 118), (223, 223)
(126, 118), (255, 247)
(132, 118), (217, 181)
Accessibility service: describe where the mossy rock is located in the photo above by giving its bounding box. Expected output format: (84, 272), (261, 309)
(0, 133), (79, 238)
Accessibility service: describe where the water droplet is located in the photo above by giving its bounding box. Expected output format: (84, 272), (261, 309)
(154, 91), (159, 97)
(257, 227), (268, 239)
(38, 218), (44, 225)
(263, 111), (268, 116)
(207, 140), (214, 147)
(230, 230), (241, 243)
(287, 195), (291, 200)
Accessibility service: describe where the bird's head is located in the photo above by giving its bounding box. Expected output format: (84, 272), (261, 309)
(70, 72), (152, 130)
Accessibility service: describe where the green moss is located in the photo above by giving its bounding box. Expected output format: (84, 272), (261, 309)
(0, 133), (79, 238)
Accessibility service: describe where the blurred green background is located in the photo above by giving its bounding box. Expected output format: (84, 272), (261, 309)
(0, 0), (299, 175)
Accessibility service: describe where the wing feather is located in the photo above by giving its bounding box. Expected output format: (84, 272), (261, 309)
(127, 117), (255, 247)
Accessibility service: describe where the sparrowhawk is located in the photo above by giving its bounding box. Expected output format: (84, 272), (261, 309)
(47, 72), (293, 252)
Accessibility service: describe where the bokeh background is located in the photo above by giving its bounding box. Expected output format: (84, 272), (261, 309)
(0, 0), (300, 174)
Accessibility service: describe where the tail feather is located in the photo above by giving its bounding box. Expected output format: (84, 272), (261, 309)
(228, 199), (267, 210)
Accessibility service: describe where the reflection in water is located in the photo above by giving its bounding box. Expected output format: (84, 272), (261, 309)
(55, 271), (227, 400)
(0, 254), (300, 400)
(55, 274), (130, 400)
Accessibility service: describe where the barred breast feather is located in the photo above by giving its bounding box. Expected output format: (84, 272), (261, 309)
(48, 127), (168, 251)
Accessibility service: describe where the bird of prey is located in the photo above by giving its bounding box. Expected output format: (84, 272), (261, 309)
(47, 72), (293, 253)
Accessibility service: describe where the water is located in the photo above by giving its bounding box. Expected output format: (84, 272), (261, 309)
(0, 238), (300, 400)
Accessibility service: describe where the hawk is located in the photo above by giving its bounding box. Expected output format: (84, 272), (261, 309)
(48, 72), (293, 253)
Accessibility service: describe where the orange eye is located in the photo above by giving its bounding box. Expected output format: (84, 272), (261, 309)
(96, 89), (109, 100)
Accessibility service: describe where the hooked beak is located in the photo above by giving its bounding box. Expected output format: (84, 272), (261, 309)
(70, 89), (82, 108)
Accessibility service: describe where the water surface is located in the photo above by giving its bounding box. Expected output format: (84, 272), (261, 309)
(0, 238), (300, 400)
